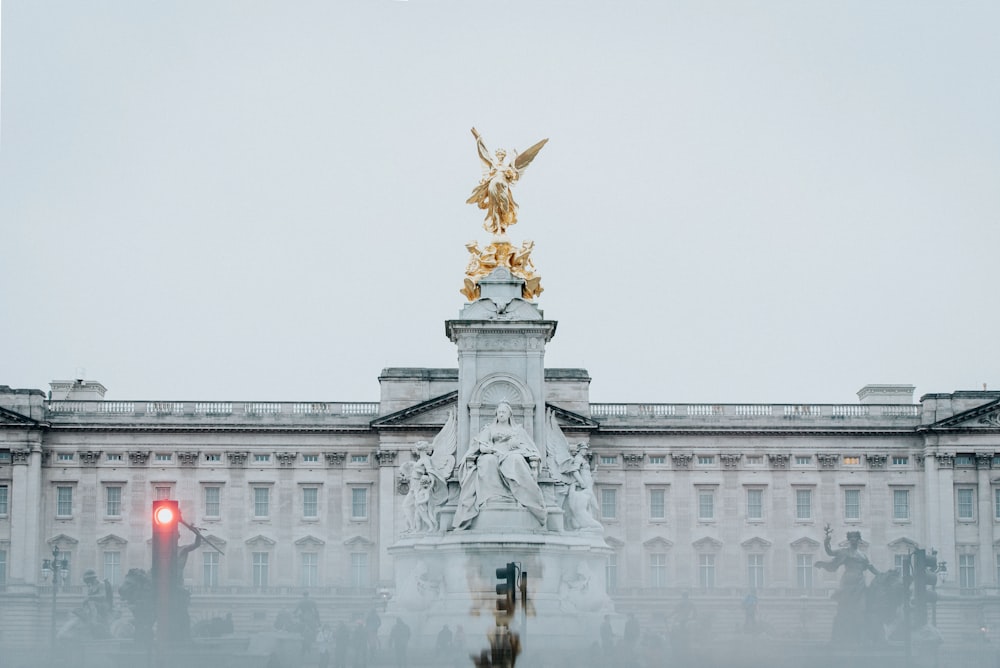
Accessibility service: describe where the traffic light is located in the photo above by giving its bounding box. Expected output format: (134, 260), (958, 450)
(152, 499), (180, 641)
(496, 562), (517, 620)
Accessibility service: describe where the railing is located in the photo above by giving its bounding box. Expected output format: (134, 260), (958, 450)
(47, 401), (381, 418)
(590, 403), (923, 423)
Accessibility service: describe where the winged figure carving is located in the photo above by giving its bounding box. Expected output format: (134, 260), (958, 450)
(466, 127), (548, 237)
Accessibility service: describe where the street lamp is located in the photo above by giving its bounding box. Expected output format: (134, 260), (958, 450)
(41, 546), (70, 644)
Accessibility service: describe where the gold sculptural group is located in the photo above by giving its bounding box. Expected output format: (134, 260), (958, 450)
(462, 128), (547, 301)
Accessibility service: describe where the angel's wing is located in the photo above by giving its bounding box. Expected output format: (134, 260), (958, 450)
(514, 138), (549, 172)
(430, 410), (457, 479)
(399, 460), (416, 480)
(545, 410), (574, 482)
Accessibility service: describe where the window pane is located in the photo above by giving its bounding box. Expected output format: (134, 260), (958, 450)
(699, 554), (715, 589)
(796, 554), (813, 589)
(893, 490), (909, 520)
(155, 487), (171, 500)
(0, 549), (6, 585)
(748, 554), (764, 589)
(606, 553), (618, 594)
(303, 488), (319, 518)
(205, 486), (221, 517)
(650, 553), (667, 588)
(253, 552), (269, 587)
(960, 554), (976, 589)
(958, 489), (975, 520)
(698, 491), (714, 520)
(649, 489), (665, 520)
(57, 487), (73, 516)
(795, 490), (811, 520)
(601, 489), (617, 519)
(747, 489), (763, 520)
(301, 553), (318, 587)
(844, 489), (860, 520)
(103, 551), (121, 586)
(254, 488), (270, 517)
(106, 487), (122, 516)
(352, 488), (368, 518)
(351, 553), (369, 587)
(204, 552), (219, 587)
(0, 485), (9, 515)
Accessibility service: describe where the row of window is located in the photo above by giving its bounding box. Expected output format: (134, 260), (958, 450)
(596, 454), (912, 467)
(49, 452), (371, 465)
(603, 551), (984, 591)
(47, 485), (370, 521)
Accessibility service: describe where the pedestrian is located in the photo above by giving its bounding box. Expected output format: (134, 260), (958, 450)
(333, 620), (351, 668)
(388, 617), (411, 668)
(436, 624), (453, 656)
(600, 614), (614, 656)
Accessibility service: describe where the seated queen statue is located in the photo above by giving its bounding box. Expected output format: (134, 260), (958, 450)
(453, 401), (547, 529)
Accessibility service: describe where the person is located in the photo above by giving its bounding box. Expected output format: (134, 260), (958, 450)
(388, 618), (411, 668)
(365, 608), (381, 659)
(295, 592), (321, 653)
(77, 569), (112, 630)
(623, 613), (640, 647)
(742, 590), (758, 633)
(670, 592), (696, 661)
(600, 615), (614, 656)
(435, 624), (453, 656)
(350, 617), (368, 668)
(466, 127), (548, 236)
(815, 526), (879, 643)
(317, 624), (333, 668)
(454, 401), (547, 529)
(333, 620), (351, 668)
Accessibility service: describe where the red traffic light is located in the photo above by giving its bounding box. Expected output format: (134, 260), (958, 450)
(153, 499), (179, 529)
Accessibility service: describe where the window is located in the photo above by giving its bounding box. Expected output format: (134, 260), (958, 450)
(844, 489), (860, 521)
(649, 456), (665, 465)
(254, 454), (271, 463)
(600, 488), (617, 520)
(843, 456), (861, 466)
(600, 456), (617, 466)
(746, 456), (763, 466)
(796, 554), (813, 589)
(351, 454), (368, 464)
(155, 453), (172, 462)
(56, 486), (73, 516)
(351, 488), (368, 519)
(746, 489), (763, 521)
(57, 453), (74, 462)
(955, 454), (976, 467)
(105, 486), (122, 517)
(895, 554), (907, 573)
(303, 454), (319, 463)
(957, 488), (975, 521)
(103, 551), (121, 586)
(649, 489), (665, 520)
(995, 488), (1000, 520)
(0, 484), (8, 515)
(204, 454), (221, 463)
(795, 489), (812, 521)
(252, 552), (269, 587)
(697, 455), (714, 466)
(959, 554), (976, 589)
(794, 456), (812, 466)
(351, 552), (369, 587)
(303, 487), (319, 518)
(155, 486), (172, 500)
(106, 453), (123, 462)
(699, 554), (715, 589)
(301, 553), (319, 587)
(0, 549), (6, 585)
(606, 553), (618, 594)
(650, 553), (667, 587)
(204, 486), (221, 517)
(698, 489), (714, 521)
(204, 552), (219, 587)
(748, 554), (764, 589)
(254, 487), (270, 518)
(893, 489), (910, 521)
(892, 456), (909, 466)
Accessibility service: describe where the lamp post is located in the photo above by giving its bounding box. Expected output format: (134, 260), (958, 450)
(41, 546), (70, 644)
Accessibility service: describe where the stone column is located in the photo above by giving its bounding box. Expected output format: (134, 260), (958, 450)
(375, 449), (398, 587)
(9, 440), (43, 588)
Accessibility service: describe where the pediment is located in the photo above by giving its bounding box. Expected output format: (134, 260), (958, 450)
(931, 397), (1000, 429)
(790, 537), (820, 551)
(245, 534), (276, 547)
(371, 392), (458, 429)
(203, 534), (227, 548)
(97, 534), (127, 547)
(295, 535), (326, 547)
(643, 536), (674, 550)
(888, 537), (918, 551)
(692, 536), (723, 552)
(604, 536), (625, 549)
(344, 535), (375, 548)
(48, 534), (79, 547)
(0, 406), (45, 428)
(741, 537), (772, 551)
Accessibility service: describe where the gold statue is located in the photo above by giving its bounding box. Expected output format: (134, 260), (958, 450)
(466, 128), (548, 237)
(461, 239), (543, 301)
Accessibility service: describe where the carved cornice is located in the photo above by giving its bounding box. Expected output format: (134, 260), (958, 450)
(79, 450), (102, 465)
(128, 450), (150, 465)
(816, 453), (838, 469)
(622, 453), (644, 469)
(375, 450), (398, 467)
(671, 453), (692, 469)
(979, 412), (1000, 427)
(936, 454), (954, 469)
(324, 452), (347, 467)
(227, 451), (249, 466)
(866, 454), (887, 470)
(720, 453), (741, 469)
(276, 452), (297, 467)
(768, 454), (789, 470)
(177, 451), (200, 467)
(11, 449), (31, 465)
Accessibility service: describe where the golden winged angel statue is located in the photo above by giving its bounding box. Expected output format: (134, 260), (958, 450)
(466, 127), (548, 237)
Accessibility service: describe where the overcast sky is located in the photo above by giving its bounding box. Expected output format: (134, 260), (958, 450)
(2, 2), (998, 405)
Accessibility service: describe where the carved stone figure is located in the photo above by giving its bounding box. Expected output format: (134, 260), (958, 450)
(401, 414), (457, 533)
(545, 411), (601, 531)
(815, 526), (879, 643)
(466, 128), (548, 237)
(454, 401), (546, 529)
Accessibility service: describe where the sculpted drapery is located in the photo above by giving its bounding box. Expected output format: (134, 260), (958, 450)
(454, 401), (547, 529)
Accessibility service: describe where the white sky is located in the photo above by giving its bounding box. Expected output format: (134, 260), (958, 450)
(2, 2), (998, 404)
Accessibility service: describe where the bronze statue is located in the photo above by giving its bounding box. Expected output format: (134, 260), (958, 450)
(815, 525), (879, 643)
(466, 128), (548, 238)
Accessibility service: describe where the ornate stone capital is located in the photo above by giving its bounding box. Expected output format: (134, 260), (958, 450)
(622, 453), (644, 468)
(936, 454), (954, 468)
(375, 450), (398, 467)
(276, 452), (297, 467)
(324, 452), (347, 467)
(79, 450), (102, 466)
(866, 454), (887, 470)
(816, 453), (838, 469)
(226, 451), (249, 466)
(671, 453), (692, 469)
(977, 454), (993, 469)
(720, 453), (741, 469)
(177, 451), (200, 467)
(915, 453), (925, 468)
(128, 450), (150, 466)
(11, 449), (31, 465)
(768, 454), (789, 469)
